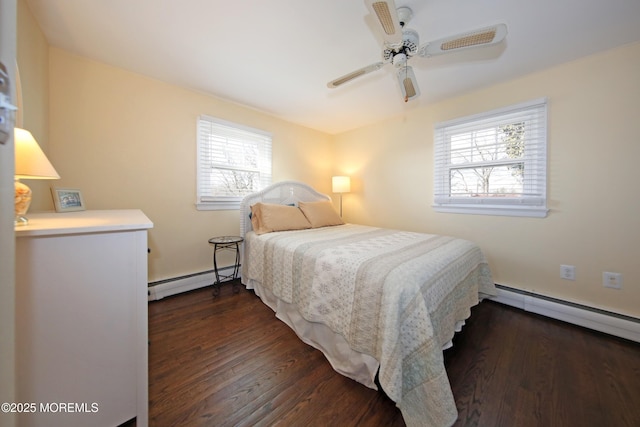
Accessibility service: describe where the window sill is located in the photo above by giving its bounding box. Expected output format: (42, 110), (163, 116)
(196, 202), (240, 211)
(432, 204), (548, 218)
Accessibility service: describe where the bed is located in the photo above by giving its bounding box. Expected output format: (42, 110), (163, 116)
(239, 181), (496, 427)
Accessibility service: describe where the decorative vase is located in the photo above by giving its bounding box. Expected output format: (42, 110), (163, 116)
(15, 178), (32, 225)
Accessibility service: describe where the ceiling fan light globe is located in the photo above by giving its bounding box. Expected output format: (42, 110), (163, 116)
(392, 52), (407, 67)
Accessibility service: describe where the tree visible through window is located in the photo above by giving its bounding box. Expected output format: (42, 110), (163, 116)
(434, 99), (548, 217)
(197, 116), (272, 210)
(449, 123), (525, 197)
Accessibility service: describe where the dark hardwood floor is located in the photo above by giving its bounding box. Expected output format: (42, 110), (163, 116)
(148, 281), (640, 426)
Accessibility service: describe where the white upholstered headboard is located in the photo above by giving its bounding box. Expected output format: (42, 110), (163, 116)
(239, 181), (331, 238)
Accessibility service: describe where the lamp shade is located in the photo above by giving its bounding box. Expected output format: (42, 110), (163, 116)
(15, 128), (60, 179)
(332, 176), (351, 193)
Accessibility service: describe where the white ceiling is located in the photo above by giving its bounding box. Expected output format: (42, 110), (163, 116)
(25, 0), (640, 135)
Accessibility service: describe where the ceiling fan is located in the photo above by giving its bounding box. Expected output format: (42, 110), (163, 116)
(327, 0), (508, 102)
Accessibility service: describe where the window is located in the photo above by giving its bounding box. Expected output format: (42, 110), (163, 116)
(433, 98), (548, 217)
(197, 115), (272, 210)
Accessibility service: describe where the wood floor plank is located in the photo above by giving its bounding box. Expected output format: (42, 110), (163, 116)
(148, 282), (640, 426)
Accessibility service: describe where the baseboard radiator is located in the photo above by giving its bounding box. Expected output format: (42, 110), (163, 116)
(147, 266), (237, 301)
(148, 275), (640, 343)
(490, 284), (640, 343)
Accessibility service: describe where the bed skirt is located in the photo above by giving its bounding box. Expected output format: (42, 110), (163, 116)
(244, 277), (381, 389)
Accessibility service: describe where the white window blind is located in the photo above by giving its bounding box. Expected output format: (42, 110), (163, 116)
(197, 115), (272, 210)
(433, 98), (548, 217)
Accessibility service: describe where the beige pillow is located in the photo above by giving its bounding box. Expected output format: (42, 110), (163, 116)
(299, 200), (344, 228)
(250, 202), (311, 235)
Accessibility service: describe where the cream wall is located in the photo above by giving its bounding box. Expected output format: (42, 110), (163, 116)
(17, 0), (51, 211)
(45, 49), (332, 282)
(334, 42), (640, 318)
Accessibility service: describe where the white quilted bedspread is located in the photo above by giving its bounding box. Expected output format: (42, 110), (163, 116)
(245, 224), (495, 427)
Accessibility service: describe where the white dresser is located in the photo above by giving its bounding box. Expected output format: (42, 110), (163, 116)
(15, 210), (153, 427)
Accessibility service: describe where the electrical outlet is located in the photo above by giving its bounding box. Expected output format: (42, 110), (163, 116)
(603, 272), (622, 289)
(560, 265), (576, 281)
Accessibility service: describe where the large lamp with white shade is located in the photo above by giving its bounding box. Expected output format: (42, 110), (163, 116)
(14, 127), (60, 225)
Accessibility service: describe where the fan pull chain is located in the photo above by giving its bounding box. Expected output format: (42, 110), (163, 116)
(404, 63), (409, 102)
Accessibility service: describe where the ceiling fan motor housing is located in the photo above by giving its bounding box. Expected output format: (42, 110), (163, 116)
(402, 29), (419, 55)
(384, 28), (420, 66)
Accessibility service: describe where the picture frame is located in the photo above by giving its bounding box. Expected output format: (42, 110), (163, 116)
(51, 187), (86, 212)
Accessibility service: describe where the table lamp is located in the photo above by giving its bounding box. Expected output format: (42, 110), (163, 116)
(14, 127), (60, 225)
(332, 176), (350, 217)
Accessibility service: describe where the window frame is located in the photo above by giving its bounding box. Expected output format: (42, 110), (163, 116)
(433, 98), (548, 218)
(196, 115), (272, 211)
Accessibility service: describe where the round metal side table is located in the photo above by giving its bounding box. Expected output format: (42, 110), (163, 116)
(208, 235), (243, 297)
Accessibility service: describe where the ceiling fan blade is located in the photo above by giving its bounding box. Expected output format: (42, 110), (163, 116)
(327, 62), (385, 88)
(418, 24), (508, 57)
(365, 0), (403, 45)
(397, 65), (420, 102)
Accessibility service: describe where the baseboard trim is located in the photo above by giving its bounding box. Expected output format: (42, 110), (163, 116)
(147, 267), (237, 301)
(490, 284), (640, 343)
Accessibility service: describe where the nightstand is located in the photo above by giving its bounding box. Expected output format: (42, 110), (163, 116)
(208, 235), (243, 297)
